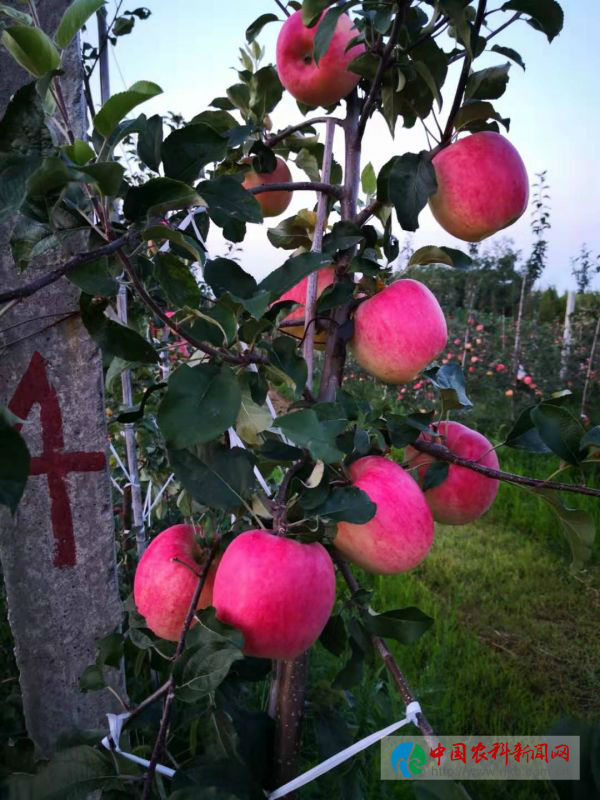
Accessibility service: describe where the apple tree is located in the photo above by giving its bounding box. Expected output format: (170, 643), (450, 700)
(2, 0), (599, 798)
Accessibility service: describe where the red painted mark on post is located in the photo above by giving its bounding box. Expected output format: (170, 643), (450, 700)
(8, 352), (106, 568)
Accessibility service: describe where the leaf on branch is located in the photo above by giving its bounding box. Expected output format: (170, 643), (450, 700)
(425, 363), (473, 412)
(533, 488), (595, 572)
(155, 253), (201, 308)
(123, 177), (201, 220)
(169, 446), (256, 511)
(530, 403), (585, 465)
(197, 175), (263, 239)
(276, 409), (345, 463)
(302, 0), (335, 27)
(501, 0), (564, 42)
(137, 113), (163, 172)
(204, 257), (258, 299)
(264, 336), (308, 397)
(80, 294), (158, 364)
(408, 245), (473, 270)
(267, 212), (315, 251)
(361, 606), (433, 644)
(94, 80), (163, 139)
(311, 486), (376, 523)
(0, 406), (30, 514)
(161, 123), (229, 184)
(313, 3), (353, 65)
(422, 461), (450, 491)
(258, 251), (331, 299)
(55, 0), (105, 49)
(1, 26), (60, 77)
(158, 364), (242, 449)
(378, 153), (437, 232)
(387, 411), (435, 448)
(491, 44), (526, 70)
(465, 64), (511, 102)
(453, 100), (510, 133)
(246, 13), (279, 43)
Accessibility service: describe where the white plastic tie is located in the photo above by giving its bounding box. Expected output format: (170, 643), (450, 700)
(101, 712), (176, 778)
(266, 702), (423, 799)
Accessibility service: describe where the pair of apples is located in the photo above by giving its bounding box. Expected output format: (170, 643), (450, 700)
(134, 422), (499, 661)
(243, 10), (529, 244)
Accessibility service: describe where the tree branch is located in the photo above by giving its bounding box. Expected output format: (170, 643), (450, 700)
(485, 11), (521, 43)
(266, 116), (344, 148)
(412, 440), (600, 498)
(0, 234), (135, 304)
(117, 252), (268, 368)
(335, 555), (438, 749)
(247, 181), (343, 200)
(141, 540), (219, 800)
(357, 6), (406, 140)
(355, 199), (382, 227)
(438, 0), (487, 148)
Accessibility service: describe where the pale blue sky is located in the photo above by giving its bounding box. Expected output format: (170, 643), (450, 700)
(93, 1), (600, 291)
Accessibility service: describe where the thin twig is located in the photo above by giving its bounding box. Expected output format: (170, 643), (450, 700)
(438, 0), (487, 148)
(141, 540), (219, 799)
(0, 234), (135, 304)
(355, 199), (381, 227)
(247, 181), (343, 201)
(266, 116), (344, 148)
(357, 5), (406, 140)
(334, 555), (438, 749)
(485, 11), (521, 43)
(273, 0), (290, 17)
(118, 252), (268, 367)
(412, 440), (600, 498)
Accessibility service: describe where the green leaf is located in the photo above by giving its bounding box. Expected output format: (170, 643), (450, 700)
(169, 446), (256, 511)
(63, 139), (95, 165)
(1, 26), (60, 77)
(581, 426), (600, 452)
(312, 486), (376, 523)
(332, 638), (364, 689)
(94, 80), (162, 138)
(422, 461), (449, 491)
(9, 217), (56, 270)
(246, 12), (279, 42)
(322, 220), (364, 254)
(465, 63), (511, 101)
(142, 225), (204, 263)
(530, 403), (585, 465)
(425, 363), (473, 411)
(116, 381), (166, 423)
(0, 154), (40, 216)
(155, 253), (201, 308)
(197, 175), (262, 236)
(267, 213), (314, 250)
(491, 44), (526, 70)
(301, 0), (334, 26)
(313, 4), (351, 65)
(453, 100), (510, 132)
(501, 0), (564, 42)
(137, 113), (163, 172)
(79, 294), (158, 363)
(316, 281), (355, 312)
(3, 745), (125, 799)
(158, 364), (241, 448)
(533, 489), (595, 572)
(68, 256), (118, 297)
(0, 5), (33, 24)
(276, 409), (345, 463)
(204, 257), (258, 299)
(258, 251), (331, 298)
(380, 153), (437, 232)
(361, 606), (433, 644)
(55, 0), (105, 49)
(123, 177), (201, 220)
(79, 664), (106, 692)
(387, 411), (435, 448)
(0, 407), (30, 514)
(319, 614), (347, 657)
(408, 245), (473, 270)
(361, 161), (377, 196)
(237, 391), (273, 445)
(264, 337), (308, 396)
(162, 123), (228, 184)
(76, 162), (125, 196)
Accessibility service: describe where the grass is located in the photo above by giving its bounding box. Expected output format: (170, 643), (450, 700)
(302, 452), (599, 799)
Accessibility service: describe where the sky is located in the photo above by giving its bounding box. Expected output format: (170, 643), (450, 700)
(91, 0), (600, 292)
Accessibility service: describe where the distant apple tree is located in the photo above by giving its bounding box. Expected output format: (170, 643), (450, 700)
(2, 0), (599, 798)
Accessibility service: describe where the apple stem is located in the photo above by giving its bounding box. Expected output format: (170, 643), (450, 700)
(140, 539), (220, 800)
(266, 115), (344, 149)
(334, 554), (439, 750)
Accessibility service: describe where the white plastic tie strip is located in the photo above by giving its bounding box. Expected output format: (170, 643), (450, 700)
(101, 712), (176, 778)
(101, 702), (421, 791)
(266, 701), (422, 799)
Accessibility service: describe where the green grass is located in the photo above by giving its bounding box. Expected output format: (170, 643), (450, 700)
(302, 454), (599, 800)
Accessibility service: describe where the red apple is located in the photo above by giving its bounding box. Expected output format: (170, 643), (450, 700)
(334, 456), (434, 574)
(405, 421), (499, 525)
(242, 156), (293, 218)
(133, 524), (220, 641)
(275, 265), (336, 347)
(213, 530), (335, 659)
(429, 132), (529, 242)
(276, 10), (365, 107)
(351, 279), (448, 384)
